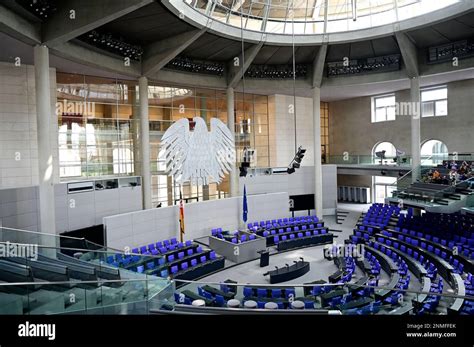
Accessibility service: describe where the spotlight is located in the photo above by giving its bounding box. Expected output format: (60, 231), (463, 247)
(287, 146), (306, 174)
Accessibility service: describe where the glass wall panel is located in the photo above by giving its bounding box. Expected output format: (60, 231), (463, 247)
(57, 73), (138, 179)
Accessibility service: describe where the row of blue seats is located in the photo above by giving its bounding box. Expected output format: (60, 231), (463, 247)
(169, 251), (217, 275)
(211, 230), (257, 243)
(230, 234), (256, 243)
(273, 228), (328, 244)
(394, 226), (474, 259)
(362, 204), (401, 228)
(175, 291), (315, 309)
(134, 240), (194, 257)
(243, 287), (295, 299)
(163, 246), (203, 263)
(364, 251), (381, 277)
(397, 212), (474, 240)
(105, 239), (194, 265)
(133, 247), (209, 276)
(373, 236), (439, 280)
(247, 215), (320, 229)
(262, 223), (324, 237)
(393, 233), (465, 274)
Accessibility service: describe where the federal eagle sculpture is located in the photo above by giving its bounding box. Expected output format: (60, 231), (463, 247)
(160, 117), (236, 185)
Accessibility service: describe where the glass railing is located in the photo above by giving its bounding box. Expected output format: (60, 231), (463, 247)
(154, 278), (472, 315)
(327, 154), (412, 166)
(0, 238), (173, 315)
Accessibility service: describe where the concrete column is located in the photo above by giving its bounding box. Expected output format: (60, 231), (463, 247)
(410, 77), (421, 182)
(227, 86), (238, 197)
(139, 76), (152, 209)
(313, 87), (323, 217)
(34, 45), (56, 240)
(129, 87), (140, 176)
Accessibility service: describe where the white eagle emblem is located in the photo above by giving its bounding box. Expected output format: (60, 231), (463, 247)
(160, 117), (236, 185)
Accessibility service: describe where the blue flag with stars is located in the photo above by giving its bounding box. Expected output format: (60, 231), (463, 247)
(243, 185), (248, 223)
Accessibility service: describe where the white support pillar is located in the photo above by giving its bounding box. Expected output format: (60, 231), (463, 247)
(410, 77), (421, 182)
(227, 86), (238, 197)
(34, 45), (56, 239)
(139, 76), (152, 209)
(313, 87), (323, 217)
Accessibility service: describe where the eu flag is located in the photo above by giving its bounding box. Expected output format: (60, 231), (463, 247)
(243, 185), (248, 223)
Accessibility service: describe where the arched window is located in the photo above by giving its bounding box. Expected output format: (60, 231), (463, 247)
(372, 141), (397, 162)
(421, 140), (448, 165)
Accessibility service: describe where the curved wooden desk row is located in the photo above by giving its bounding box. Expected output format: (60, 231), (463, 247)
(369, 241), (431, 304)
(363, 246), (400, 299)
(174, 257), (225, 284)
(374, 234), (466, 313)
(386, 228), (474, 274)
(277, 233), (333, 251)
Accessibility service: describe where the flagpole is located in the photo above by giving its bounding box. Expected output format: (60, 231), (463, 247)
(179, 185), (185, 243)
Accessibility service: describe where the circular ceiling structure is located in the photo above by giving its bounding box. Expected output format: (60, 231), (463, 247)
(164, 0), (471, 44)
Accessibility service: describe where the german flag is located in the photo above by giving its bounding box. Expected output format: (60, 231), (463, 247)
(179, 190), (185, 243)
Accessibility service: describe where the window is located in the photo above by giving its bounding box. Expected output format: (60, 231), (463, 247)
(372, 95), (396, 122)
(421, 87), (447, 117)
(421, 139), (448, 165)
(373, 175), (397, 204)
(373, 142), (397, 159)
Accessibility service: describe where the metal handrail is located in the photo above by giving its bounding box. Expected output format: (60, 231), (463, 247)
(172, 279), (473, 300)
(0, 276), (471, 301)
(0, 240), (163, 259)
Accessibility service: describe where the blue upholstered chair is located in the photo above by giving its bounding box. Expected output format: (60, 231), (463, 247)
(243, 287), (253, 298)
(271, 289), (281, 298)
